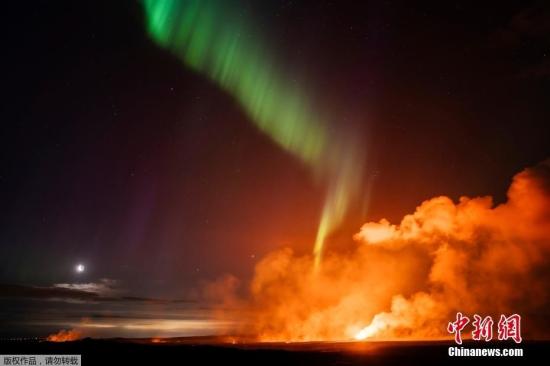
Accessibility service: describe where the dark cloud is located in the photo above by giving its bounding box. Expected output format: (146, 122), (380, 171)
(0, 283), (192, 304)
(488, 2), (550, 79)
(0, 283), (101, 302)
(510, 2), (550, 38)
(491, 2), (550, 46)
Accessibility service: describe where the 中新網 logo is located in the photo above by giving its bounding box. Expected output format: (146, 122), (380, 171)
(447, 313), (522, 344)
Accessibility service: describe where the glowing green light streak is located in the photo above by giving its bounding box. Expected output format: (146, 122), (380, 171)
(142, 0), (364, 268)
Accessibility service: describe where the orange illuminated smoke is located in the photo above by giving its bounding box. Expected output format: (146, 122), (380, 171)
(46, 329), (82, 342)
(210, 160), (550, 342)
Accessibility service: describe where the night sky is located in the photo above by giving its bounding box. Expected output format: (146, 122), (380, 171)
(1, 0), (549, 336)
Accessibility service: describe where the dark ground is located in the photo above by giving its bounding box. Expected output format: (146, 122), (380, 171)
(0, 338), (545, 365)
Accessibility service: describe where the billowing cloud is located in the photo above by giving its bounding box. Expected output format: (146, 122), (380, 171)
(211, 160), (550, 341)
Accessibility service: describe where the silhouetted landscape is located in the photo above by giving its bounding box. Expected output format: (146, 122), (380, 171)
(0, 338), (544, 365)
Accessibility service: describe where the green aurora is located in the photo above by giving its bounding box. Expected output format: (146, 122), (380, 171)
(142, 0), (365, 267)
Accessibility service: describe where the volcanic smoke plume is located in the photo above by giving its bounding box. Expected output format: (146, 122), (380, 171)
(212, 160), (550, 341)
(46, 329), (82, 342)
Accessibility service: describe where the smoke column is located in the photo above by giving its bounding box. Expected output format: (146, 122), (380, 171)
(142, 0), (365, 267)
(217, 160), (550, 341)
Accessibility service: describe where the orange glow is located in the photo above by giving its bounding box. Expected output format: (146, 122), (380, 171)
(209, 160), (550, 341)
(46, 329), (82, 342)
